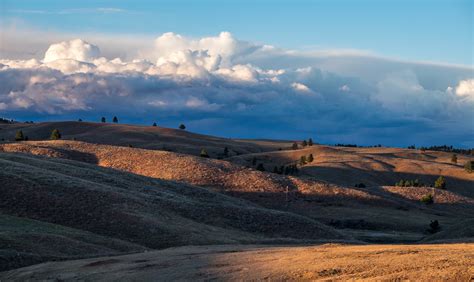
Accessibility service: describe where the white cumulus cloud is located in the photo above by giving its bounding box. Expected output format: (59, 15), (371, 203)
(0, 32), (473, 147)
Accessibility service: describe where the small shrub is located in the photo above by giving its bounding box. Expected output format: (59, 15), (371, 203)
(308, 138), (313, 146)
(256, 163), (265, 171)
(307, 154), (314, 163)
(78, 118), (83, 122)
(200, 149), (209, 158)
(428, 220), (440, 233)
(302, 140), (308, 147)
(465, 160), (474, 173)
(251, 157), (257, 166)
(179, 124), (186, 130)
(223, 147), (229, 157)
(292, 142), (298, 150)
(15, 130), (24, 141)
(299, 155), (307, 165)
(420, 194), (434, 205)
(152, 122), (157, 127)
(50, 129), (61, 140)
(434, 176), (446, 189)
(354, 183), (366, 188)
(451, 154), (457, 164)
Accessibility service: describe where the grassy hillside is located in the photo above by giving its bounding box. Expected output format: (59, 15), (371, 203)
(2, 244), (473, 281)
(0, 151), (347, 270)
(0, 121), (290, 156)
(2, 140), (473, 244)
(0, 214), (147, 271)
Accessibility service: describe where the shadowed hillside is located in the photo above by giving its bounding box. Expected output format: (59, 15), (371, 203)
(0, 121), (291, 156)
(2, 140), (473, 245)
(0, 151), (347, 270)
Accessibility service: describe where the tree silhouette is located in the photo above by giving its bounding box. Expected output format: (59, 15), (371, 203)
(101, 117), (106, 123)
(434, 176), (446, 189)
(15, 130), (24, 141)
(113, 116), (118, 123)
(200, 149), (209, 158)
(50, 129), (61, 140)
(179, 124), (186, 130)
(451, 154), (457, 164)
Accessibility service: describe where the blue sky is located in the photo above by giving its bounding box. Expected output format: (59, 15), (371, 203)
(0, 0), (473, 147)
(2, 0), (473, 65)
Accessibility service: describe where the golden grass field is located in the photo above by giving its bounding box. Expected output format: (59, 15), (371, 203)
(0, 121), (473, 280)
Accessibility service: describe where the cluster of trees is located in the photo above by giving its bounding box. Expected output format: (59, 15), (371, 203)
(301, 138), (314, 147)
(334, 144), (383, 148)
(395, 176), (446, 189)
(98, 116), (120, 123)
(272, 164), (299, 175)
(14, 128), (61, 141)
(299, 154), (314, 165)
(395, 179), (425, 187)
(422, 145), (473, 155)
(291, 138), (314, 150)
(408, 144), (474, 155)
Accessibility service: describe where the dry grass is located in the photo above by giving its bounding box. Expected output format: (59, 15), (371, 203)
(0, 121), (473, 276)
(2, 244), (473, 281)
(2, 140), (473, 244)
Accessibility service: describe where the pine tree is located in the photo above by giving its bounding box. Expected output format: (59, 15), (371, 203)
(200, 149), (209, 158)
(307, 154), (314, 163)
(50, 129), (61, 140)
(101, 117), (106, 123)
(152, 122), (157, 127)
(465, 160), (474, 173)
(451, 154), (457, 164)
(292, 142), (298, 150)
(308, 138), (313, 146)
(223, 147), (229, 157)
(302, 140), (308, 147)
(179, 124), (186, 130)
(113, 116), (118, 123)
(78, 118), (83, 122)
(300, 155), (307, 165)
(15, 130), (24, 141)
(434, 176), (446, 189)
(420, 194), (434, 205)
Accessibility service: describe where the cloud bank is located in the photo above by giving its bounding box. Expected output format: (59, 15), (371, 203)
(0, 32), (473, 147)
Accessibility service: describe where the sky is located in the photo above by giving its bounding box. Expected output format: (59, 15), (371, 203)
(0, 0), (473, 147)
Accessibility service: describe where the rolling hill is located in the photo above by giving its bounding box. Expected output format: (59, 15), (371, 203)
(0, 121), (473, 276)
